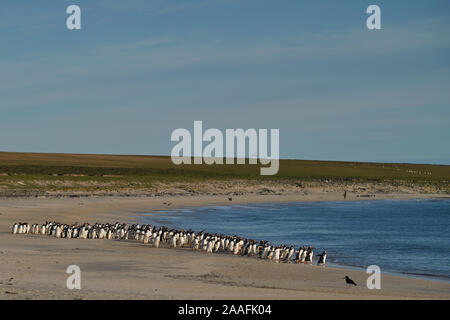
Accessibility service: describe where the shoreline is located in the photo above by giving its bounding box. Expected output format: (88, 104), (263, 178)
(1, 192), (450, 299)
(137, 194), (450, 285)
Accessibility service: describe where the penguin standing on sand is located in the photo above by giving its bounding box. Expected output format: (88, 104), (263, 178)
(206, 240), (214, 253)
(305, 246), (314, 264)
(286, 245), (295, 263)
(153, 234), (161, 248)
(300, 246), (307, 264)
(12, 223), (18, 234)
(317, 251), (327, 266)
(193, 237), (200, 250)
(273, 246), (281, 263)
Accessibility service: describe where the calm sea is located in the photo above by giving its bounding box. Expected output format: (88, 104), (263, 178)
(141, 199), (450, 281)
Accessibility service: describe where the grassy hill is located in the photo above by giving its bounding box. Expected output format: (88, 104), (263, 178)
(0, 151), (448, 196)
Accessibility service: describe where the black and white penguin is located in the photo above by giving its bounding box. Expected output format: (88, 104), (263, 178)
(12, 223), (19, 234)
(305, 246), (314, 264)
(317, 251), (327, 266)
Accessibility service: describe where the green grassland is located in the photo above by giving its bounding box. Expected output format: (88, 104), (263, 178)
(0, 152), (449, 195)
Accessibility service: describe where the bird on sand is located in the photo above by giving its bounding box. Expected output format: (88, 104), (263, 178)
(228, 197), (232, 201)
(344, 276), (357, 287)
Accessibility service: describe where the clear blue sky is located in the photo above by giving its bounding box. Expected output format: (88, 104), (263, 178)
(1, 0), (449, 164)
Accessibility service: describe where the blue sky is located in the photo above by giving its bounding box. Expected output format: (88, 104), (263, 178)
(1, 0), (449, 164)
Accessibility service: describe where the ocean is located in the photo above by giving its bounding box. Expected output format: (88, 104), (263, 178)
(141, 199), (450, 281)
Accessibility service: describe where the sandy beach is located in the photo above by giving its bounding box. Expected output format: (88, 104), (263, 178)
(1, 191), (449, 300)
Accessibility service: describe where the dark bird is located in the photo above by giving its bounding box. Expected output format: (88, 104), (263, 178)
(344, 276), (357, 287)
(228, 197), (232, 201)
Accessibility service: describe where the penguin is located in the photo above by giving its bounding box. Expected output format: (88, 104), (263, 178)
(299, 246), (307, 264)
(317, 251), (327, 266)
(228, 239), (235, 252)
(273, 247), (281, 263)
(12, 223), (18, 234)
(214, 239), (221, 252)
(193, 237), (200, 251)
(143, 230), (151, 244)
(267, 247), (275, 260)
(286, 245), (295, 263)
(55, 225), (62, 238)
(206, 240), (214, 253)
(234, 239), (243, 255)
(170, 233), (178, 248)
(305, 246), (314, 264)
(153, 234), (161, 248)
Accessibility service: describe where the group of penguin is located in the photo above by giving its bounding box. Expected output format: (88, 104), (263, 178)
(11, 221), (327, 266)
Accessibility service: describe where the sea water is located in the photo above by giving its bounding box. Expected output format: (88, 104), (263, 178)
(142, 199), (450, 281)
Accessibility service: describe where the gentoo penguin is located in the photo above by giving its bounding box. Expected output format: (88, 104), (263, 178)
(228, 239), (235, 252)
(12, 223), (18, 234)
(55, 225), (62, 238)
(267, 247), (275, 260)
(206, 240), (214, 253)
(233, 239), (243, 255)
(214, 239), (221, 252)
(143, 230), (151, 244)
(305, 246), (314, 264)
(286, 245), (295, 263)
(300, 246), (308, 264)
(179, 233), (186, 247)
(273, 247), (281, 263)
(170, 233), (178, 248)
(344, 276), (357, 287)
(317, 251), (327, 266)
(153, 234), (161, 248)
